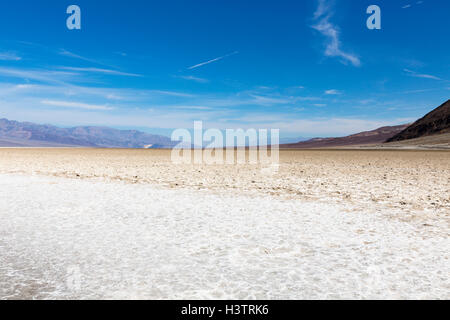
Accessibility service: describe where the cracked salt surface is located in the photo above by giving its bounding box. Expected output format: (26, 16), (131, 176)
(0, 174), (448, 299)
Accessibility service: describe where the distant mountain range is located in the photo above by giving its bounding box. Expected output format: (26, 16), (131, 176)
(282, 124), (410, 149)
(283, 99), (450, 149)
(0, 119), (176, 148)
(386, 100), (450, 143)
(1, 99), (448, 149)
(278, 136), (309, 144)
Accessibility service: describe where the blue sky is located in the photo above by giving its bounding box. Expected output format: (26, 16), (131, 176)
(0, 0), (448, 138)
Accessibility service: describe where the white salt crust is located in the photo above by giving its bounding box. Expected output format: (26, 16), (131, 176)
(0, 174), (448, 299)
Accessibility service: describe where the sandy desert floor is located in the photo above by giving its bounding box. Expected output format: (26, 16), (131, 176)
(0, 148), (449, 299)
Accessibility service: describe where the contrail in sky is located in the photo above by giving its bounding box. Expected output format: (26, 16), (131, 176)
(188, 51), (238, 70)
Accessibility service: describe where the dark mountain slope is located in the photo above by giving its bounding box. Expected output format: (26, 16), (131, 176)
(386, 100), (450, 142)
(282, 124), (409, 149)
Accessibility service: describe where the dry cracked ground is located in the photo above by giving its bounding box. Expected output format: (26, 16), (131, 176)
(0, 148), (449, 299)
(0, 148), (449, 221)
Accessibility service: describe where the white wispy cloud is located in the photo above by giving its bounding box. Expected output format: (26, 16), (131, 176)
(177, 75), (209, 83)
(59, 49), (95, 61)
(312, 0), (361, 67)
(325, 89), (341, 95)
(400, 88), (435, 94)
(0, 82), (197, 108)
(59, 49), (114, 67)
(313, 0), (331, 19)
(402, 1), (423, 9)
(248, 95), (292, 106)
(1, 79), (417, 137)
(149, 90), (196, 98)
(58, 66), (142, 77)
(169, 105), (212, 110)
(41, 100), (114, 111)
(0, 52), (22, 61)
(0, 78), (324, 117)
(188, 51), (238, 70)
(0, 67), (79, 84)
(403, 69), (442, 80)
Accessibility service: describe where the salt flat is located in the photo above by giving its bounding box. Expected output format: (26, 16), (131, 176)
(0, 149), (449, 218)
(0, 149), (449, 299)
(0, 172), (448, 299)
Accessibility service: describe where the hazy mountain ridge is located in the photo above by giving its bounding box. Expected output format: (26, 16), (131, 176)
(282, 124), (410, 149)
(282, 99), (450, 149)
(2, 99), (449, 149)
(0, 118), (175, 148)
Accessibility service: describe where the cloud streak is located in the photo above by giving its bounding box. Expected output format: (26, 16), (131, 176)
(312, 0), (361, 67)
(402, 1), (423, 9)
(58, 67), (142, 77)
(41, 99), (114, 111)
(0, 67), (79, 85)
(0, 78), (425, 138)
(188, 51), (238, 70)
(0, 52), (22, 61)
(177, 75), (209, 83)
(325, 89), (341, 95)
(403, 69), (442, 80)
(58, 49), (116, 68)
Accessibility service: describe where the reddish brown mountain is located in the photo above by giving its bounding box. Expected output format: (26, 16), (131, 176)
(386, 100), (450, 142)
(282, 124), (409, 149)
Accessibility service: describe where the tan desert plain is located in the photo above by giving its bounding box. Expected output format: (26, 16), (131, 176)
(0, 101), (449, 300)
